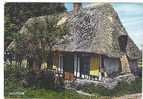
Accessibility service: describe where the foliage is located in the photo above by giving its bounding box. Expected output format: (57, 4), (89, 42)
(4, 3), (66, 49)
(4, 62), (28, 96)
(4, 63), (89, 99)
(13, 14), (69, 69)
(4, 62), (65, 94)
(4, 3), (69, 98)
(25, 69), (64, 89)
(5, 63), (91, 99)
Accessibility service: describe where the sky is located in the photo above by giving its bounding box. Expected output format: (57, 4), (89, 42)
(64, 3), (143, 49)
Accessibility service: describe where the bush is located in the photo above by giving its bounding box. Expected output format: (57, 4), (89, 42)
(4, 62), (28, 80)
(25, 70), (64, 90)
(4, 61), (64, 90)
(4, 63), (28, 96)
(4, 62), (65, 97)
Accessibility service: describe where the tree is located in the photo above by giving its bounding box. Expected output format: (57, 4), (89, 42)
(5, 3), (66, 49)
(15, 15), (69, 70)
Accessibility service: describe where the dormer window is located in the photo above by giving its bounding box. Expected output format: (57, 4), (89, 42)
(118, 35), (128, 52)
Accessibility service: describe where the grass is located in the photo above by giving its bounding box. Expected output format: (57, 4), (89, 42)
(5, 88), (100, 99)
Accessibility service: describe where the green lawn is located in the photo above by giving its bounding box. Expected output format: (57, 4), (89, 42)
(5, 88), (100, 99)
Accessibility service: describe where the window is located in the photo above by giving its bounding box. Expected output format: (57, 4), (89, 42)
(118, 35), (128, 52)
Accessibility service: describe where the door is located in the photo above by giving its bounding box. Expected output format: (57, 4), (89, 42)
(63, 53), (74, 80)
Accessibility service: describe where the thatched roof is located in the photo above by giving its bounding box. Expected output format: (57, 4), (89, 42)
(54, 3), (141, 59)
(11, 3), (141, 59)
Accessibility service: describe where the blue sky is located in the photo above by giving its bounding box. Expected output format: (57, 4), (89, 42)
(65, 3), (143, 49)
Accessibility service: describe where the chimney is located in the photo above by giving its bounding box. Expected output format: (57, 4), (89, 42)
(73, 3), (81, 15)
(64, 11), (68, 17)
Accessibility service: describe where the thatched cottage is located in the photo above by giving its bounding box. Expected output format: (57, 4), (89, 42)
(10, 3), (141, 80)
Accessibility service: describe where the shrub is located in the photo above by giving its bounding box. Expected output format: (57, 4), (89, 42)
(25, 70), (64, 90)
(4, 63), (28, 96)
